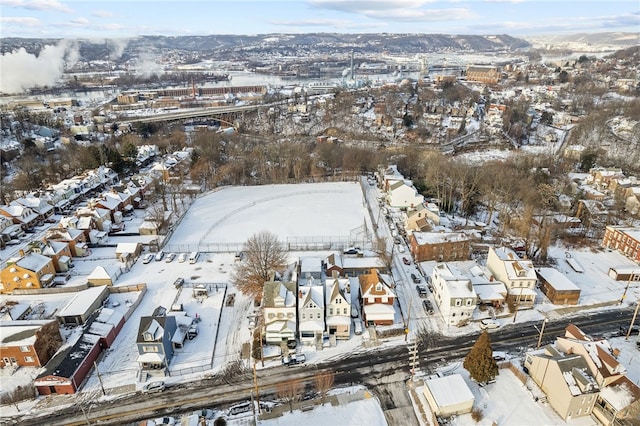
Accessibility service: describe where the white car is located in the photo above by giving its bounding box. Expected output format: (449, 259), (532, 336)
(178, 253), (188, 263)
(165, 252), (176, 263)
(142, 381), (165, 393)
(142, 253), (154, 264)
(480, 319), (500, 330)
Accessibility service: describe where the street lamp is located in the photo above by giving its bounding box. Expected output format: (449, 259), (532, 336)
(536, 318), (549, 349)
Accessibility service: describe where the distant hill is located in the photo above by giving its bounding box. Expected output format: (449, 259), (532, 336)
(1, 33), (530, 63)
(525, 32), (639, 49)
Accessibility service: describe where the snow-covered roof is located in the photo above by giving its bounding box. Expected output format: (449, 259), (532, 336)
(537, 267), (580, 291)
(15, 253), (52, 272)
(0, 320), (55, 346)
(425, 374), (474, 408)
(413, 231), (469, 245)
(57, 286), (108, 317)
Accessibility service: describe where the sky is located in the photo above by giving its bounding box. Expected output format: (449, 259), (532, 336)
(0, 0), (638, 39)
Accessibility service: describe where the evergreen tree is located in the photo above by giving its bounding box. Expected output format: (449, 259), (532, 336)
(463, 331), (498, 383)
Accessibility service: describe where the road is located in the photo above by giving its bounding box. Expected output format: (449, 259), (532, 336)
(12, 306), (634, 426)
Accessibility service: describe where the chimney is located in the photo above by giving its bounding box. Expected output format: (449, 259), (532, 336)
(19, 249), (25, 257)
(298, 290), (303, 299)
(489, 275), (494, 282)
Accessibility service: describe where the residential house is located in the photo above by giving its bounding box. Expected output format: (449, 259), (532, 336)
(386, 181), (424, 209)
(28, 240), (74, 273)
(455, 262), (507, 308)
(575, 200), (611, 237)
(45, 227), (89, 257)
(298, 257), (323, 286)
(602, 226), (640, 263)
(0, 252), (56, 294)
(298, 285), (324, 344)
(358, 268), (396, 326)
(325, 277), (351, 340)
(262, 281), (297, 344)
(486, 246), (537, 308)
(404, 202), (440, 233)
(136, 315), (178, 375)
(409, 232), (471, 262)
(0, 204), (39, 230)
(536, 268), (581, 305)
(430, 263), (478, 327)
(76, 206), (112, 233)
(12, 196), (54, 223)
(524, 346), (599, 420)
(0, 320), (62, 368)
(0, 215), (24, 243)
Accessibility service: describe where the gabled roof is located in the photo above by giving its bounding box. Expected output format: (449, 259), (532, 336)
(262, 281), (296, 308)
(299, 285), (324, 309)
(359, 269), (395, 299)
(15, 253), (52, 272)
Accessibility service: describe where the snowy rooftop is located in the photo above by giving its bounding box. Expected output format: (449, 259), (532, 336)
(413, 231), (469, 245)
(425, 374), (474, 407)
(536, 267), (580, 291)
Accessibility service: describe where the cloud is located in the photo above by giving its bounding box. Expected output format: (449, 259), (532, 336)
(470, 12), (640, 34)
(309, 0), (435, 13)
(365, 8), (476, 22)
(1, 0), (73, 13)
(0, 16), (41, 26)
(92, 10), (113, 18)
(70, 17), (90, 26)
(271, 18), (383, 30)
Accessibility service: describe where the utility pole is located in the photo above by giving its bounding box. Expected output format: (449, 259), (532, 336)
(405, 295), (413, 342)
(253, 361), (261, 415)
(408, 339), (419, 381)
(512, 286), (524, 323)
(619, 275), (633, 305)
(625, 300), (640, 341)
(536, 318), (548, 349)
(93, 361), (106, 396)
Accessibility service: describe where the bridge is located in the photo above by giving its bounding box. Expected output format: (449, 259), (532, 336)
(127, 104), (263, 124)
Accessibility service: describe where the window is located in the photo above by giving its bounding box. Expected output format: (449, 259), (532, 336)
(336, 299), (342, 304)
(455, 299), (461, 306)
(20, 346), (29, 353)
(142, 346), (158, 353)
(277, 313), (284, 319)
(344, 308), (347, 315)
(287, 313), (294, 318)
(24, 356), (34, 363)
(317, 313), (321, 319)
(466, 299), (473, 306)
(329, 308), (333, 315)
(302, 314), (306, 320)
(375, 283), (382, 291)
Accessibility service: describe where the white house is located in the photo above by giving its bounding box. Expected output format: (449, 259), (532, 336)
(485, 246), (537, 308)
(325, 277), (351, 340)
(298, 285), (324, 344)
(431, 263), (478, 327)
(386, 181), (424, 209)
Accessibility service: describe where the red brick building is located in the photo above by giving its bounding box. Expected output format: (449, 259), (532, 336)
(409, 232), (471, 262)
(602, 226), (640, 262)
(0, 320), (62, 369)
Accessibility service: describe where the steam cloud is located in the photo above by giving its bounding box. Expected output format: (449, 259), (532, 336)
(0, 40), (80, 94)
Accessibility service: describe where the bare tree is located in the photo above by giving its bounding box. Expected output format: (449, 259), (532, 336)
(232, 231), (288, 299)
(372, 236), (393, 272)
(276, 378), (304, 413)
(0, 385), (35, 411)
(314, 372), (335, 405)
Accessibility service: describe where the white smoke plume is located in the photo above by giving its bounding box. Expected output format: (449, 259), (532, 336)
(0, 40), (80, 94)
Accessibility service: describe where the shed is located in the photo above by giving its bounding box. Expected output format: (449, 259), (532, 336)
(536, 267), (581, 305)
(608, 266), (640, 282)
(423, 374), (474, 416)
(87, 265), (122, 286)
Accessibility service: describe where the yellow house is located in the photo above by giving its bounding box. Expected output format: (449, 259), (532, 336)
(0, 253), (56, 294)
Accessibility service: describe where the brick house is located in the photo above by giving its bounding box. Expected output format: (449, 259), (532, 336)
(358, 268), (396, 326)
(0, 320), (62, 368)
(602, 226), (640, 262)
(409, 232), (470, 262)
(0, 252), (56, 294)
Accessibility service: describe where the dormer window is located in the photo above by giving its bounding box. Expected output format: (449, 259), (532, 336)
(375, 283), (382, 291)
(143, 332), (153, 341)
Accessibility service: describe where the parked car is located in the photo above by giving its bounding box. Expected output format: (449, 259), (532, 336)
(155, 251), (165, 261)
(178, 253), (188, 263)
(165, 252), (176, 263)
(142, 381), (166, 393)
(282, 353), (306, 366)
(619, 325), (639, 336)
(142, 253), (154, 264)
(351, 305), (359, 318)
(402, 257), (411, 266)
(480, 319), (500, 330)
(423, 300), (434, 314)
(187, 325), (199, 340)
(343, 247), (359, 255)
(427, 284), (434, 293)
(354, 319), (363, 335)
(416, 285), (428, 297)
(173, 277), (185, 288)
(411, 273), (421, 284)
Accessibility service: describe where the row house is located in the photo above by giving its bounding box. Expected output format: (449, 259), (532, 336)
(12, 196), (54, 222)
(0, 320), (63, 369)
(77, 206), (112, 233)
(45, 227), (89, 257)
(409, 231), (471, 262)
(358, 268), (396, 326)
(325, 277), (351, 340)
(0, 205), (39, 230)
(0, 252), (56, 294)
(298, 285), (324, 344)
(601, 226), (640, 263)
(27, 240), (74, 273)
(262, 281), (297, 345)
(0, 215), (24, 243)
(430, 263), (478, 327)
(486, 246), (537, 308)
(404, 202), (440, 232)
(524, 346), (600, 420)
